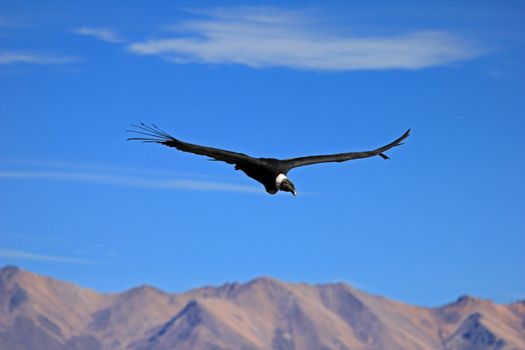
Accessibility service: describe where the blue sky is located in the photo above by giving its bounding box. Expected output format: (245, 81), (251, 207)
(0, 0), (524, 306)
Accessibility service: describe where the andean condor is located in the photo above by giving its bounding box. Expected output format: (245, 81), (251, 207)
(128, 123), (410, 196)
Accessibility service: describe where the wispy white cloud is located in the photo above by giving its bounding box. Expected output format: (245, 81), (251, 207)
(0, 249), (97, 264)
(73, 27), (124, 43)
(0, 52), (80, 65)
(0, 17), (12, 27)
(0, 16), (22, 28)
(127, 7), (480, 71)
(1, 158), (204, 179)
(0, 170), (261, 194)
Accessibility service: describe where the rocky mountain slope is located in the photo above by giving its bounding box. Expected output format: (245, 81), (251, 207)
(0, 266), (523, 350)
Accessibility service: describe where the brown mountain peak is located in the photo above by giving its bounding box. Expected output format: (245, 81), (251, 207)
(0, 265), (20, 277)
(123, 284), (167, 298)
(444, 312), (508, 350)
(1, 266), (524, 350)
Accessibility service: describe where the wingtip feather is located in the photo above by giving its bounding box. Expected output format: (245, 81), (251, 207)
(127, 122), (175, 144)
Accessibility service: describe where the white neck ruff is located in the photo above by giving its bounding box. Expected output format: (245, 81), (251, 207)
(275, 173), (287, 188)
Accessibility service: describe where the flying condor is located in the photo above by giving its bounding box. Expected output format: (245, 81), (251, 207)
(128, 124), (410, 196)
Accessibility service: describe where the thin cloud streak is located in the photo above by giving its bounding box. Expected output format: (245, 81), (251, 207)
(0, 15), (26, 28)
(0, 52), (80, 65)
(0, 249), (97, 264)
(1, 158), (209, 179)
(0, 16), (15, 27)
(73, 27), (124, 43)
(0, 170), (261, 194)
(128, 7), (480, 71)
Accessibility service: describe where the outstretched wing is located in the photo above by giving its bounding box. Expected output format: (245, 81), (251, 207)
(282, 129), (410, 171)
(128, 123), (262, 166)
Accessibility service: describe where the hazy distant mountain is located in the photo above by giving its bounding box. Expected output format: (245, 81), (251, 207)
(0, 266), (523, 350)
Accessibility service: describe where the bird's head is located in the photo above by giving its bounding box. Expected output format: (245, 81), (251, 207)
(280, 179), (296, 196)
(276, 174), (296, 196)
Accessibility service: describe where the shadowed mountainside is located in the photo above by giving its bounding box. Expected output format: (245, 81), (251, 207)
(0, 266), (524, 350)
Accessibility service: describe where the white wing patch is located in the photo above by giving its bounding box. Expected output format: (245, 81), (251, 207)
(275, 173), (287, 188)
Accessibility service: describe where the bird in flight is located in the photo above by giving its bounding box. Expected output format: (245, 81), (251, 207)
(128, 123), (410, 196)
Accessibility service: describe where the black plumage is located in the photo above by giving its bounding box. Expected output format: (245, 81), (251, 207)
(128, 123), (410, 196)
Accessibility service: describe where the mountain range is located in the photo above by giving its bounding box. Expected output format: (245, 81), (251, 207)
(0, 266), (523, 350)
